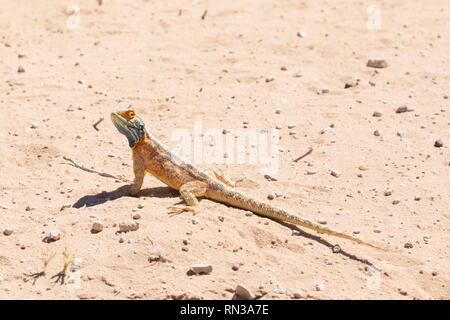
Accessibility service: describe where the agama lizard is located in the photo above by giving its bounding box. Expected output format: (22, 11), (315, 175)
(111, 108), (384, 250)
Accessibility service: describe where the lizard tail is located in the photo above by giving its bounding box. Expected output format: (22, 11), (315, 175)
(210, 187), (385, 251)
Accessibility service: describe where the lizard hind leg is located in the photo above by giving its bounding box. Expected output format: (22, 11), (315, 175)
(168, 180), (207, 215)
(212, 168), (236, 187)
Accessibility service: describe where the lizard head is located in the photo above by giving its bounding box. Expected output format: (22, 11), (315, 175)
(110, 108), (147, 148)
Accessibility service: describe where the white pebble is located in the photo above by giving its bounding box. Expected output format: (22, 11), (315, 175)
(235, 284), (255, 300)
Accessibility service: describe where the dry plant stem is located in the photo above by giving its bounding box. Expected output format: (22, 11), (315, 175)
(63, 156), (132, 184)
(93, 117), (104, 131)
(293, 146), (313, 162)
(36, 247), (56, 272)
(62, 248), (74, 273)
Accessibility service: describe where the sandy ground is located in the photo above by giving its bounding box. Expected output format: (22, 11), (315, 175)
(0, 0), (449, 300)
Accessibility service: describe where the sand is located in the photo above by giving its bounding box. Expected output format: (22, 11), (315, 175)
(0, 0), (448, 300)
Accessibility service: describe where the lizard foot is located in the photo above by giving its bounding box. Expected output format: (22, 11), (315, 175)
(167, 205), (198, 216)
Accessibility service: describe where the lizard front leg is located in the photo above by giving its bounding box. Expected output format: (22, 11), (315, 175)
(168, 180), (207, 215)
(129, 164), (146, 197)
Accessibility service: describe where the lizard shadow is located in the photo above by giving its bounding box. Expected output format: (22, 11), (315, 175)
(72, 185), (179, 208)
(279, 222), (377, 267)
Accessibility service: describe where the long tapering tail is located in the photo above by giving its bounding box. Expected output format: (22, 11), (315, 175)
(210, 186), (386, 251)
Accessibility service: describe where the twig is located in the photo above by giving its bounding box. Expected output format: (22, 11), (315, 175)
(201, 9), (208, 20)
(293, 146), (313, 162)
(93, 117), (104, 131)
(62, 156), (132, 184)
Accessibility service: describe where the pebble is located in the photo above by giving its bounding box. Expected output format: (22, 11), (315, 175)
(392, 199), (400, 205)
(384, 189), (393, 196)
(315, 283), (325, 291)
(434, 139), (443, 148)
(344, 82), (353, 89)
(367, 59), (388, 68)
(292, 230), (301, 236)
(396, 105), (415, 113)
(397, 131), (406, 138)
(373, 130), (380, 136)
(330, 170), (341, 177)
(235, 284), (255, 300)
(297, 30), (307, 38)
(372, 110), (383, 117)
(245, 211), (253, 216)
(232, 263), (240, 271)
(414, 195), (422, 201)
(3, 228), (13, 236)
(317, 218), (327, 225)
(189, 264), (213, 275)
(293, 290), (304, 299)
(321, 88), (329, 94)
(91, 221), (104, 233)
(267, 193), (275, 200)
(48, 229), (61, 241)
(182, 246), (189, 252)
(17, 66), (25, 73)
(132, 213), (141, 220)
(119, 221), (139, 232)
(137, 203), (144, 209)
(192, 218), (199, 225)
(404, 242), (413, 249)
(218, 215), (224, 222)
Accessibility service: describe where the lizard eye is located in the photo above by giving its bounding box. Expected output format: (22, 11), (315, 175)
(128, 111), (135, 118)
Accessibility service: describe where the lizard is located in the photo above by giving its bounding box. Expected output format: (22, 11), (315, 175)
(110, 108), (385, 251)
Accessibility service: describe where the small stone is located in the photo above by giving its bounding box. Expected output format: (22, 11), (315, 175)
(17, 66), (25, 73)
(235, 284), (255, 300)
(137, 203), (144, 209)
(321, 88), (329, 94)
(245, 211), (253, 217)
(384, 189), (393, 196)
(373, 110), (383, 117)
(132, 213), (141, 220)
(182, 246), (189, 252)
(232, 263), (240, 271)
(397, 131), (406, 138)
(404, 242), (413, 249)
(367, 59), (388, 68)
(192, 218), (199, 225)
(373, 130), (380, 136)
(189, 264), (213, 275)
(267, 193), (275, 200)
(265, 76), (275, 83)
(330, 170), (340, 177)
(297, 30), (307, 38)
(3, 228), (13, 236)
(398, 289), (408, 296)
(48, 229), (60, 241)
(392, 199), (400, 205)
(332, 245), (341, 253)
(119, 221), (139, 232)
(434, 139), (443, 148)
(396, 105), (415, 113)
(344, 82), (353, 89)
(317, 218), (327, 225)
(320, 128), (330, 134)
(218, 215), (224, 222)
(432, 271), (438, 276)
(293, 290), (304, 299)
(414, 195), (422, 201)
(91, 221), (104, 233)
(315, 283), (325, 291)
(287, 123), (296, 129)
